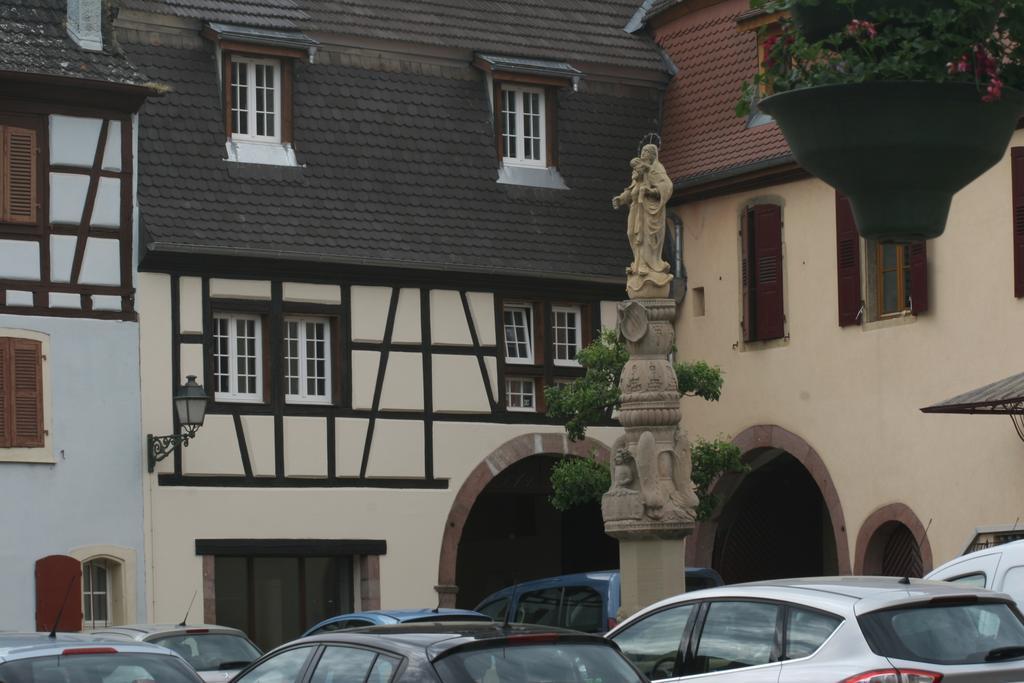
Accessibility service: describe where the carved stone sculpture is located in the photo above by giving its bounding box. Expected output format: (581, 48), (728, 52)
(612, 144), (674, 300)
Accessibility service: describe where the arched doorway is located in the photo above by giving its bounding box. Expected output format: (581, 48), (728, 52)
(436, 433), (614, 609)
(687, 426), (851, 582)
(855, 503), (932, 577)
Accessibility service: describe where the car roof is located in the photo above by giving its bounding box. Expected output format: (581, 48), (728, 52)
(87, 624), (249, 640)
(304, 609), (490, 635)
(0, 633), (180, 662)
(928, 538), (1024, 576)
(476, 571), (619, 604)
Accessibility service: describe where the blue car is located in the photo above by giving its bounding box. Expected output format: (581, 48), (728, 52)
(474, 568), (723, 634)
(302, 608), (491, 637)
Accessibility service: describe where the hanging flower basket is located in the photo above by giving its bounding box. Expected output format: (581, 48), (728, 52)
(791, 0), (957, 42)
(758, 81), (1024, 241)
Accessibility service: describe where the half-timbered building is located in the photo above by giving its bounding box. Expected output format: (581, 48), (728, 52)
(116, 0), (669, 646)
(0, 0), (153, 630)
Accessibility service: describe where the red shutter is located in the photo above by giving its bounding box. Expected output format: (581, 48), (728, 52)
(12, 338), (44, 447)
(909, 241), (929, 314)
(836, 192), (862, 327)
(0, 339), (10, 448)
(1012, 148), (1024, 297)
(741, 209), (753, 342)
(35, 555), (83, 632)
(753, 204), (785, 340)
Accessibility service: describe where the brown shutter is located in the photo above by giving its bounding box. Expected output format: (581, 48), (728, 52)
(12, 338), (44, 448)
(908, 241), (929, 314)
(35, 555), (83, 632)
(532, 302), (545, 365)
(494, 84), (504, 162)
(223, 52), (234, 141)
(836, 192), (862, 326)
(1012, 148), (1024, 297)
(545, 86), (558, 168)
(0, 339), (10, 448)
(753, 204), (785, 340)
(741, 209), (753, 342)
(581, 303), (593, 347)
(3, 126), (38, 225)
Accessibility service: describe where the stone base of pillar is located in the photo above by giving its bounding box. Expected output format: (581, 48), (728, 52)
(617, 537), (686, 621)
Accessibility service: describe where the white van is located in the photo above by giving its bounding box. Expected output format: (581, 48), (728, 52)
(926, 538), (1024, 606)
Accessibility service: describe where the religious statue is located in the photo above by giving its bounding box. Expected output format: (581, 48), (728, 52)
(612, 143), (674, 299)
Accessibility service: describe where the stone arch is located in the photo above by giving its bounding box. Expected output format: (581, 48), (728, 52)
(854, 503), (933, 576)
(686, 425), (852, 575)
(435, 432), (612, 607)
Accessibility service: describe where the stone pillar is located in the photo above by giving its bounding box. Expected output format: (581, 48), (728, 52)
(602, 298), (697, 619)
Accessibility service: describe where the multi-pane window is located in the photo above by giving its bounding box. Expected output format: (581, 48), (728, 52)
(230, 57), (279, 141)
(506, 377), (536, 412)
(552, 306), (581, 366)
(877, 243), (912, 316)
(82, 559), (111, 629)
(501, 87), (546, 166)
(214, 314), (262, 401)
(503, 305), (533, 364)
(285, 318), (330, 404)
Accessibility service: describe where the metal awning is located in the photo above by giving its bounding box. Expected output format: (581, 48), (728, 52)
(921, 371), (1024, 442)
(205, 22), (319, 53)
(474, 54), (582, 81)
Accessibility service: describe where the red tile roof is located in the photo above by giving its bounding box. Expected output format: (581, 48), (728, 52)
(652, 0), (791, 184)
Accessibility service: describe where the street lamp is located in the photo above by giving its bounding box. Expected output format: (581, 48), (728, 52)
(147, 375), (209, 472)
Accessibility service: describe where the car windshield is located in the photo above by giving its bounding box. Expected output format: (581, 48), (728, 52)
(0, 652), (199, 683)
(433, 641), (643, 683)
(150, 633), (261, 671)
(859, 600), (1024, 665)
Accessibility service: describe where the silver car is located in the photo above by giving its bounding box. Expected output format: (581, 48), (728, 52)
(88, 624), (261, 682)
(606, 576), (1024, 683)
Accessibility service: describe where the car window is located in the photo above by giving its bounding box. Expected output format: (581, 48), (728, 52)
(234, 646), (315, 683)
(859, 601), (1024, 665)
(611, 602), (695, 680)
(947, 572), (987, 588)
(477, 599), (508, 621)
(517, 588), (562, 626)
(562, 587), (604, 633)
(0, 652), (200, 683)
(150, 633), (261, 671)
(785, 608), (842, 659)
(692, 601), (781, 674)
(309, 646), (376, 683)
(366, 655), (400, 683)
(434, 642), (643, 683)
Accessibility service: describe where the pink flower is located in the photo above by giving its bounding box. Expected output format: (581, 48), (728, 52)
(846, 19), (877, 39)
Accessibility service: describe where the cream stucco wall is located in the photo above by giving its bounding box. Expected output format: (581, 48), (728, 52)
(674, 132), (1024, 569)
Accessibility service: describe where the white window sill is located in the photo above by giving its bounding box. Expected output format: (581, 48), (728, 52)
(225, 139), (299, 167)
(507, 406), (537, 413)
(0, 447), (54, 464)
(553, 359), (581, 368)
(863, 311), (918, 332)
(215, 394), (264, 404)
(497, 165), (568, 190)
(286, 397), (332, 406)
(505, 357), (535, 365)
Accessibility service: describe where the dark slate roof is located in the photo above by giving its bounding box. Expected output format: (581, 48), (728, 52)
(921, 372), (1024, 415)
(121, 0), (666, 73)
(125, 40), (661, 281)
(0, 0), (149, 87)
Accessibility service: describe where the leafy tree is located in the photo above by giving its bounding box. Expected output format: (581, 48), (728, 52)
(545, 331), (747, 521)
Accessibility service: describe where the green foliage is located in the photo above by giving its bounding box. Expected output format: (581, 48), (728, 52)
(691, 438), (749, 522)
(549, 457), (611, 512)
(676, 360), (723, 402)
(544, 330), (628, 442)
(737, 0), (1024, 116)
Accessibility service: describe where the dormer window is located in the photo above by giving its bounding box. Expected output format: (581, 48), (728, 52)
(230, 56), (280, 142)
(501, 86), (546, 167)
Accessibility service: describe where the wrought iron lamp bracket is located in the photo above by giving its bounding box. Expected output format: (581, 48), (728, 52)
(147, 424), (201, 472)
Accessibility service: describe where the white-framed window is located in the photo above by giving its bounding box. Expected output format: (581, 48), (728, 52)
(285, 317), (331, 404)
(82, 558), (112, 629)
(213, 314), (263, 402)
(503, 304), (534, 364)
(552, 305), (582, 366)
(230, 56), (281, 142)
(501, 86), (546, 167)
(506, 377), (536, 412)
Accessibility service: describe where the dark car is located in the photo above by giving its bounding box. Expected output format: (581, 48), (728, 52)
(232, 622), (646, 683)
(303, 609), (492, 637)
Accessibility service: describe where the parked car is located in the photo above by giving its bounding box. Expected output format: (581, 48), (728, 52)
(474, 568), (724, 634)
(927, 538), (1024, 606)
(88, 623), (261, 682)
(0, 632), (202, 683)
(303, 609), (492, 637)
(606, 575), (1024, 682)
(233, 621), (645, 683)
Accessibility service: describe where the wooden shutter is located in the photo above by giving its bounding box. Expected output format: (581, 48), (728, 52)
(1012, 148), (1024, 297)
(741, 209), (753, 342)
(752, 204), (785, 340)
(2, 126), (38, 225)
(0, 339), (10, 448)
(836, 192), (862, 326)
(908, 241), (929, 314)
(11, 338), (44, 447)
(35, 555), (83, 632)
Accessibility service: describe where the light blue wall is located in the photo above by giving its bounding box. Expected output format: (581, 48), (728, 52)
(0, 314), (143, 630)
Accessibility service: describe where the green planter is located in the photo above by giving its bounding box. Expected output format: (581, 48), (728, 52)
(792, 0), (958, 42)
(758, 81), (1024, 242)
